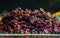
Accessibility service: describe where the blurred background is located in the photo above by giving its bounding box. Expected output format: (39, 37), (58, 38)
(0, 0), (60, 14)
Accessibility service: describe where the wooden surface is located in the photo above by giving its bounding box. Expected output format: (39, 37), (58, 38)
(0, 36), (60, 38)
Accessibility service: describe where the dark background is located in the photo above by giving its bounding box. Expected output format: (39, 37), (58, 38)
(0, 0), (60, 13)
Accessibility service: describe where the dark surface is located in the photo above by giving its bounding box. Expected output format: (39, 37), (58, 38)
(0, 0), (60, 13)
